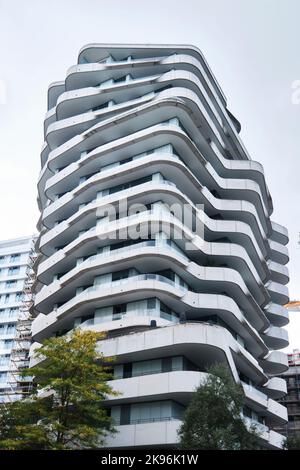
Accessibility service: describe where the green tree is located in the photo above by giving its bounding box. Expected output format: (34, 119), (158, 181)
(0, 329), (118, 450)
(0, 397), (50, 449)
(283, 435), (300, 450)
(178, 363), (260, 450)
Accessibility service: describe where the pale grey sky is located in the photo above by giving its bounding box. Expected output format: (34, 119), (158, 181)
(0, 0), (299, 350)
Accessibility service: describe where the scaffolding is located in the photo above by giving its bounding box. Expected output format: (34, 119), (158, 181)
(275, 351), (300, 437)
(0, 238), (37, 403)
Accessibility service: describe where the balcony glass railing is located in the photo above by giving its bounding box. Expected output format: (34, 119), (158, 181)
(0, 314), (19, 322)
(97, 55), (164, 66)
(243, 416), (269, 434)
(91, 179), (177, 204)
(49, 147), (188, 218)
(241, 382), (267, 401)
(115, 416), (182, 426)
(58, 273), (187, 315)
(53, 179), (179, 227)
(78, 239), (188, 267)
(87, 273), (187, 294)
(88, 240), (156, 263)
(96, 74), (153, 91)
(80, 308), (179, 328)
(128, 416), (181, 424)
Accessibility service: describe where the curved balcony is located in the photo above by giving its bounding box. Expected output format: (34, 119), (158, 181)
(38, 184), (267, 302)
(44, 121), (269, 228)
(47, 81), (65, 111)
(264, 377), (287, 399)
(242, 381), (268, 407)
(264, 302), (289, 327)
(77, 44), (227, 103)
(34, 241), (268, 333)
(260, 351), (289, 375)
(32, 275), (268, 359)
(73, 312), (179, 339)
(43, 222), (268, 326)
(105, 418), (284, 449)
(64, 53), (268, 210)
(104, 420), (181, 449)
(267, 260), (289, 285)
(40, 96), (271, 230)
(46, 94), (153, 149)
(37, 206), (267, 287)
(270, 220), (289, 246)
(243, 417), (285, 450)
(49, 68), (239, 162)
(30, 323), (267, 387)
(266, 280), (289, 306)
(262, 325), (289, 350)
(41, 96), (271, 236)
(105, 370), (207, 405)
(43, 156), (268, 282)
(242, 382), (287, 425)
(43, 150), (269, 234)
(43, 109), (271, 224)
(106, 371), (286, 427)
(43, 58), (274, 220)
(268, 239), (289, 266)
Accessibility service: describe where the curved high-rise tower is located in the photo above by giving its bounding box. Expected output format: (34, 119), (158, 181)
(31, 44), (289, 449)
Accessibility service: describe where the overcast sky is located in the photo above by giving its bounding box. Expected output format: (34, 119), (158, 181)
(0, 0), (299, 351)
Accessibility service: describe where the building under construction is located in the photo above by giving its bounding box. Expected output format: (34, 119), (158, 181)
(0, 236), (36, 403)
(275, 349), (300, 437)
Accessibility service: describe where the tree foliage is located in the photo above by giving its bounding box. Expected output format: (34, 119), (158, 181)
(178, 363), (260, 450)
(283, 434), (300, 450)
(0, 329), (117, 450)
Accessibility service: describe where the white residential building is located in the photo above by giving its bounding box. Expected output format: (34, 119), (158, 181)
(0, 236), (35, 401)
(31, 44), (290, 449)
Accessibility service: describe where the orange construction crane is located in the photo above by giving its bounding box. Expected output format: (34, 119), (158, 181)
(285, 300), (300, 311)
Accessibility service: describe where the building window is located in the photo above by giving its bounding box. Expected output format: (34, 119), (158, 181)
(147, 298), (156, 309)
(0, 324), (15, 336)
(0, 309), (17, 319)
(8, 308), (18, 317)
(114, 356), (197, 380)
(0, 372), (8, 383)
(112, 270), (130, 282)
(5, 280), (17, 288)
(10, 254), (21, 262)
(6, 324), (15, 334)
(111, 400), (185, 426)
(15, 292), (23, 301)
(0, 355), (10, 366)
(113, 304), (127, 316)
(8, 267), (20, 275)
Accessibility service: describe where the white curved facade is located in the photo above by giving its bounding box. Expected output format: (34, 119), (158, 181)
(31, 44), (289, 449)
